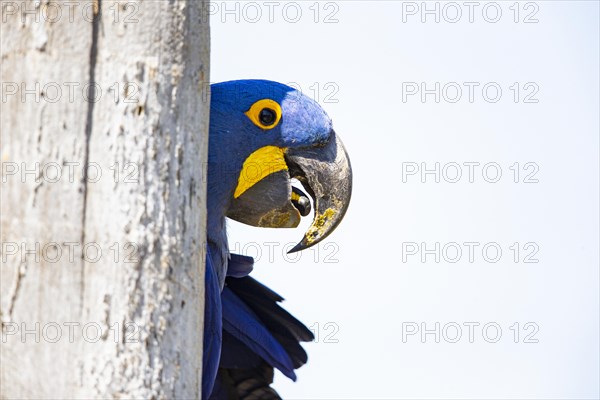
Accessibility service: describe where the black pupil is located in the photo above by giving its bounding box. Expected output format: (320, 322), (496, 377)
(259, 108), (276, 126)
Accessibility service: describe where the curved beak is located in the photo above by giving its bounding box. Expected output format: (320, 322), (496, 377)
(226, 130), (352, 253)
(285, 130), (352, 253)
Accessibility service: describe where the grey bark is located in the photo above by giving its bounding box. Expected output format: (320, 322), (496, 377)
(0, 1), (210, 398)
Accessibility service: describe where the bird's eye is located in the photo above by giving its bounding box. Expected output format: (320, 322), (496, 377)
(259, 108), (277, 126)
(245, 99), (282, 130)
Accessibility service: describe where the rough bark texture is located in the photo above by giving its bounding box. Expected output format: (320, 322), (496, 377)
(0, 1), (209, 398)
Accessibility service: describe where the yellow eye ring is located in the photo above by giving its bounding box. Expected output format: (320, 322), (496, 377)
(245, 99), (282, 130)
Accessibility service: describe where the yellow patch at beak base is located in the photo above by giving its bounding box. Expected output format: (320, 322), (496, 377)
(234, 146), (288, 199)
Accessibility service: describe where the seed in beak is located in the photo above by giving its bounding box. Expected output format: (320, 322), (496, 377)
(291, 186), (311, 217)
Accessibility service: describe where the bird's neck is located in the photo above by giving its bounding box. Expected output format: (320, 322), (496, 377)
(206, 124), (248, 286)
(206, 213), (228, 288)
(206, 161), (238, 288)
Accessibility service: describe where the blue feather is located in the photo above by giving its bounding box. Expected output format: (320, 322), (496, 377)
(221, 286), (297, 381)
(202, 245), (222, 399)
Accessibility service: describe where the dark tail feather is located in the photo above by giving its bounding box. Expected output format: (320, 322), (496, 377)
(226, 277), (315, 342)
(221, 287), (296, 379)
(225, 276), (314, 369)
(210, 260), (314, 399)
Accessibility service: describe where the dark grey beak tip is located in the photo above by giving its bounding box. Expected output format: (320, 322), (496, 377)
(287, 243), (304, 254)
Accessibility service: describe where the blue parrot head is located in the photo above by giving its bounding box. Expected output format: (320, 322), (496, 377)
(209, 80), (352, 252)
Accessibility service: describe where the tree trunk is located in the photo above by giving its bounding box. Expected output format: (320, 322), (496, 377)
(0, 1), (209, 398)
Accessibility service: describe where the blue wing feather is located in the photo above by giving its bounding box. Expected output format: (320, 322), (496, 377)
(221, 287), (297, 380)
(207, 251), (318, 400)
(202, 245), (222, 399)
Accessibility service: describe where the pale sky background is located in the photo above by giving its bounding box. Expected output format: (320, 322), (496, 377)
(211, 2), (599, 399)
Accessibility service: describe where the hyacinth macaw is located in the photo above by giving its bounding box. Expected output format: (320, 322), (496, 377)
(204, 80), (352, 399)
